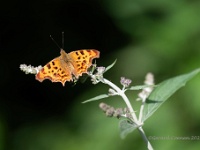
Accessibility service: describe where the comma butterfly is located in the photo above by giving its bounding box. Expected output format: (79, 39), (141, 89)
(36, 49), (100, 86)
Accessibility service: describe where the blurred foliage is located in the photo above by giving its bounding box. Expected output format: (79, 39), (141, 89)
(1, 0), (200, 150)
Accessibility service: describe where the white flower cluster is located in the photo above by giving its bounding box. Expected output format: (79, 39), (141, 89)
(138, 73), (154, 102)
(90, 66), (106, 84)
(19, 64), (42, 75)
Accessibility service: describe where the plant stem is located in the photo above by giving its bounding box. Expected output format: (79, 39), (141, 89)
(138, 127), (154, 150)
(139, 102), (145, 123)
(103, 78), (139, 125)
(103, 78), (154, 150)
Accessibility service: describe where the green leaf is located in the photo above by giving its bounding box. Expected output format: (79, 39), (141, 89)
(119, 120), (137, 139)
(82, 94), (109, 103)
(142, 68), (200, 121)
(104, 59), (117, 73)
(128, 85), (156, 90)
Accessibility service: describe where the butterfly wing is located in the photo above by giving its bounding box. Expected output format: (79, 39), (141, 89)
(68, 49), (100, 78)
(35, 56), (73, 86)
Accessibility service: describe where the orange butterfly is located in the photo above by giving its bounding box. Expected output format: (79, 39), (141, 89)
(36, 49), (100, 86)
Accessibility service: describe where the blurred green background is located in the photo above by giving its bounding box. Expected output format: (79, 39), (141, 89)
(1, 0), (200, 149)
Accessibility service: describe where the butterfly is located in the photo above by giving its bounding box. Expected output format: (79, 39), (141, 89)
(36, 49), (100, 86)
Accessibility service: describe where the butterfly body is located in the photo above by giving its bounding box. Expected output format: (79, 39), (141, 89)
(36, 49), (100, 86)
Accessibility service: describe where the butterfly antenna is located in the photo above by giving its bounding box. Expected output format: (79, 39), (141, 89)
(50, 35), (61, 50)
(62, 31), (64, 49)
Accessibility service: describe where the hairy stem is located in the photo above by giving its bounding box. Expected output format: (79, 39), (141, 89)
(102, 78), (153, 149)
(103, 78), (139, 125)
(138, 127), (154, 150)
(139, 102), (145, 123)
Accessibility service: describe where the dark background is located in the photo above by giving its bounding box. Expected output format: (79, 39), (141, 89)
(1, 0), (200, 149)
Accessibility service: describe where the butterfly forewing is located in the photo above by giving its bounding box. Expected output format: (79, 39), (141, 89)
(68, 49), (100, 77)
